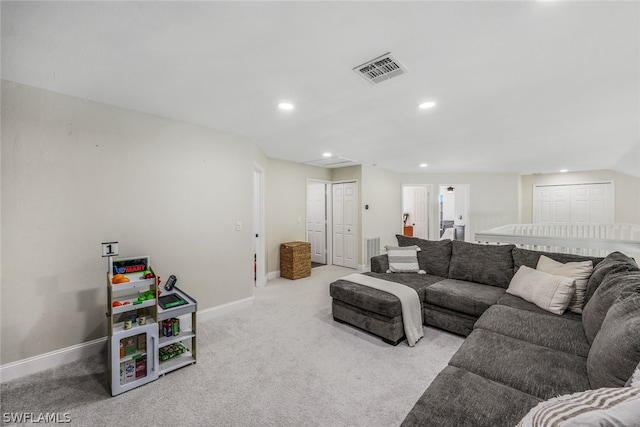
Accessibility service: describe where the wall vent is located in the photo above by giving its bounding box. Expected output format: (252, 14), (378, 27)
(365, 237), (381, 265)
(353, 53), (408, 84)
(304, 156), (359, 169)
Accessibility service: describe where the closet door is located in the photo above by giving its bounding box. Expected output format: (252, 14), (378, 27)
(534, 183), (614, 224)
(332, 182), (358, 269)
(342, 182), (358, 269)
(533, 185), (571, 224)
(332, 184), (345, 266)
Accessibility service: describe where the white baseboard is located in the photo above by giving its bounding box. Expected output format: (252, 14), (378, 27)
(266, 270), (280, 281)
(358, 264), (371, 272)
(1, 296), (255, 383)
(197, 296), (254, 323)
(0, 337), (108, 383)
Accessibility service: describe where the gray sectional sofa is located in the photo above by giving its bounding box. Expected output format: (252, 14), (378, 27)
(329, 236), (640, 426)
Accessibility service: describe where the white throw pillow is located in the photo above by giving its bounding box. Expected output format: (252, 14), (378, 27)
(506, 266), (576, 315)
(385, 245), (425, 274)
(629, 363), (640, 388)
(517, 387), (640, 427)
(536, 255), (593, 314)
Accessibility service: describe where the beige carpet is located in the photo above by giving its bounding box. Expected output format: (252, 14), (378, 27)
(0, 266), (464, 426)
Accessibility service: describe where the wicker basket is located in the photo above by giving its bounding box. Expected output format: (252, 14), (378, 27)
(280, 241), (311, 280)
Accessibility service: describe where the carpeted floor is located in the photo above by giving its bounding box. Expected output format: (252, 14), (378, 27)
(0, 266), (464, 426)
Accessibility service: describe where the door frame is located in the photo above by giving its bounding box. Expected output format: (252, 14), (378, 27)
(437, 183), (471, 241)
(305, 179), (331, 265)
(253, 162), (266, 287)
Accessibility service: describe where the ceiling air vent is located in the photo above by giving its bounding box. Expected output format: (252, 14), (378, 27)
(304, 156), (359, 169)
(353, 52), (408, 84)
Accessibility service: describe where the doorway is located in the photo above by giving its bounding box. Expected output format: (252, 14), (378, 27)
(438, 184), (470, 241)
(402, 185), (430, 239)
(253, 163), (265, 287)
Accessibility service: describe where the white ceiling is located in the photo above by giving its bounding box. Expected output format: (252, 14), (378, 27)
(2, 1), (639, 176)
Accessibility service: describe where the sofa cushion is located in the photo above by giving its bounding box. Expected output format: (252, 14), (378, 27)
(584, 251), (639, 305)
(425, 278), (505, 317)
(401, 366), (540, 427)
(506, 266), (575, 315)
(536, 255), (593, 314)
(512, 247), (602, 272)
(385, 245), (422, 273)
(587, 289), (640, 388)
(423, 305), (478, 337)
(474, 305), (590, 357)
(448, 241), (515, 288)
(516, 387), (640, 427)
(449, 328), (591, 400)
(496, 293), (582, 322)
(582, 270), (640, 344)
(396, 235), (452, 277)
(329, 273), (443, 317)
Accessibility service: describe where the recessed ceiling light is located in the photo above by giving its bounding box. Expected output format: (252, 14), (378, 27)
(560, 169), (569, 173)
(419, 101), (436, 109)
(323, 152), (332, 158)
(419, 163), (428, 168)
(278, 102), (294, 111)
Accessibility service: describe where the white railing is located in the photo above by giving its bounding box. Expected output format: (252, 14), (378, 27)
(475, 223), (640, 259)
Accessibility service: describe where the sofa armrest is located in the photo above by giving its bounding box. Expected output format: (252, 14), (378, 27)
(371, 254), (389, 273)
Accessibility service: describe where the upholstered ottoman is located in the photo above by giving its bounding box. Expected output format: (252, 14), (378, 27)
(329, 272), (443, 345)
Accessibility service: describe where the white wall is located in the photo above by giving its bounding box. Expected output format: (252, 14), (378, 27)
(361, 166), (402, 265)
(399, 172), (521, 242)
(1, 81), (257, 364)
(265, 158), (331, 273)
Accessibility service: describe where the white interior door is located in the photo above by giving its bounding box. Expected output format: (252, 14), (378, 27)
(253, 164), (265, 287)
(332, 182), (358, 269)
(332, 184), (345, 266)
(534, 185), (571, 224)
(412, 186), (429, 239)
(306, 183), (327, 264)
(343, 182), (358, 269)
(570, 183), (613, 223)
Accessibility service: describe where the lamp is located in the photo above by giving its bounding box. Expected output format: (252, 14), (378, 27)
(447, 186), (455, 193)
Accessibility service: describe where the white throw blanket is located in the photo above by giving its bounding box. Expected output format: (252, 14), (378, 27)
(339, 273), (424, 346)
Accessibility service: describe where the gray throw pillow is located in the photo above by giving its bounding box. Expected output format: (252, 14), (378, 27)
(512, 247), (602, 273)
(584, 252), (639, 306)
(396, 235), (452, 277)
(587, 290), (640, 388)
(448, 241), (515, 288)
(582, 271), (640, 344)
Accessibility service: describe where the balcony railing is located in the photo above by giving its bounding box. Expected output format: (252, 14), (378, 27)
(475, 223), (640, 259)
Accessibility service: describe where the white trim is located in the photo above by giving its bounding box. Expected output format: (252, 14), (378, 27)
(0, 337), (107, 383)
(1, 296), (255, 383)
(253, 162), (266, 287)
(266, 270), (280, 281)
(197, 296), (254, 323)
